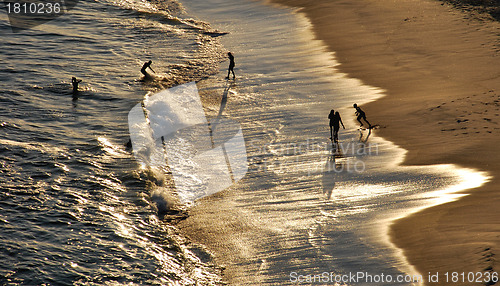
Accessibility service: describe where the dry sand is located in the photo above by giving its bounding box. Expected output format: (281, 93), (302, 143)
(268, 0), (500, 284)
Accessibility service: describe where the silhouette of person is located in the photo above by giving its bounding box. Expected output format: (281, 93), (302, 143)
(226, 52), (235, 79)
(353, 103), (372, 128)
(328, 109), (335, 139)
(71, 77), (82, 94)
(332, 111), (345, 143)
(141, 60), (155, 77)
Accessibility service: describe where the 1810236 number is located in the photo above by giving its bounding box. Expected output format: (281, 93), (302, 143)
(444, 272), (498, 283)
(5, 2), (61, 14)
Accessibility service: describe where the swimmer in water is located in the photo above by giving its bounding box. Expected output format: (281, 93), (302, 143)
(72, 77), (82, 94)
(141, 60), (155, 77)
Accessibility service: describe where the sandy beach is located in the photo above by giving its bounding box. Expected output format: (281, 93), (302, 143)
(268, 0), (500, 283)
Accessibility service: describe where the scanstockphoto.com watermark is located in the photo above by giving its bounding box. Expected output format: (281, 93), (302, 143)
(290, 271), (423, 284)
(128, 82), (248, 204)
(249, 139), (379, 174)
(290, 271), (500, 284)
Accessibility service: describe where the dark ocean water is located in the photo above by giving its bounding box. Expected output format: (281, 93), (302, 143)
(0, 0), (225, 284)
(0, 0), (490, 285)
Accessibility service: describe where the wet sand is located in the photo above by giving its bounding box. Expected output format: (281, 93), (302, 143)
(270, 0), (500, 283)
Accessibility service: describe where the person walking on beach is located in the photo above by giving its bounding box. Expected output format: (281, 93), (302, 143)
(332, 111), (345, 143)
(141, 60), (155, 77)
(226, 52), (235, 79)
(353, 103), (372, 128)
(71, 77), (82, 94)
(328, 110), (335, 140)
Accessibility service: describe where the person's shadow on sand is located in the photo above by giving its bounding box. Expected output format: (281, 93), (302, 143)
(218, 83), (232, 118)
(210, 82), (234, 124)
(321, 145), (344, 200)
(207, 83), (235, 152)
(359, 128), (372, 143)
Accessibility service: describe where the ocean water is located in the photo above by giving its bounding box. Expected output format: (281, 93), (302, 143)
(0, 0), (489, 285)
(0, 0), (226, 284)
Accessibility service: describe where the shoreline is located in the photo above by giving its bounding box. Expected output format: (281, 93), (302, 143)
(176, 0), (467, 283)
(270, 0), (500, 283)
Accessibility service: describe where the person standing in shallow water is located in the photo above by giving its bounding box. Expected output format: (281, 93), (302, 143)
(328, 110), (335, 140)
(328, 110), (345, 142)
(226, 52), (235, 79)
(332, 111), (345, 143)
